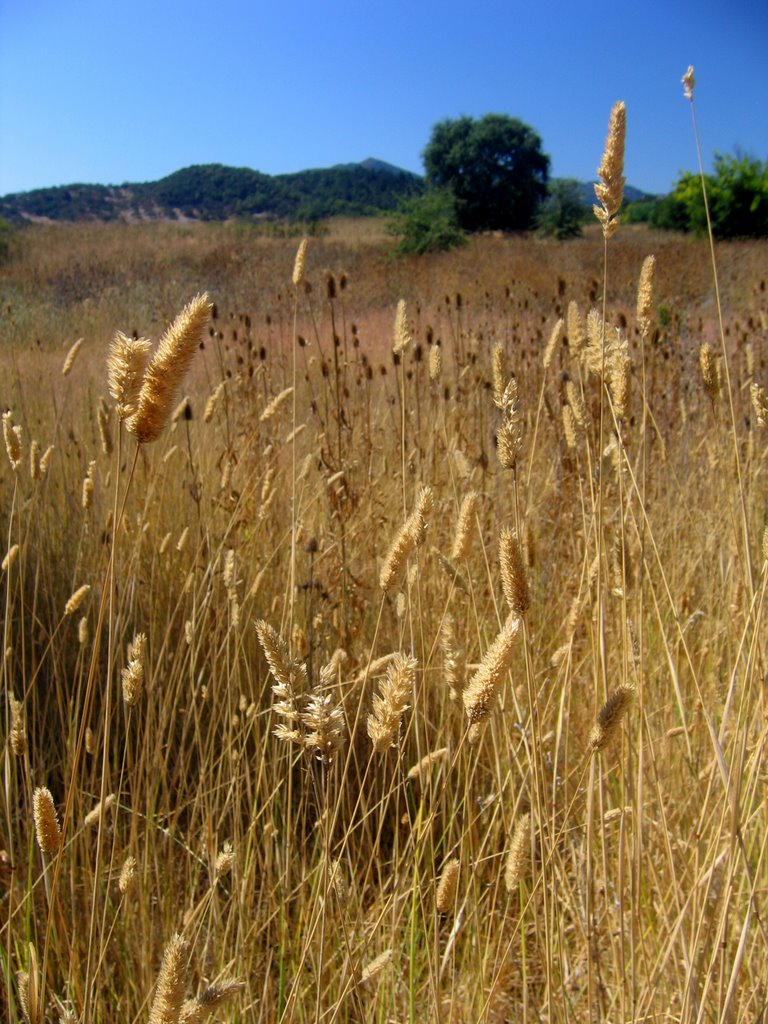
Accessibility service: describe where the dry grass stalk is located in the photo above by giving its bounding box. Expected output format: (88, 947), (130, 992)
(84, 793), (116, 828)
(17, 944), (41, 1024)
(301, 692), (345, 763)
(107, 333), (153, 420)
(451, 491), (478, 562)
(504, 812), (531, 893)
(179, 982), (244, 1023)
(589, 684), (635, 753)
(3, 411), (23, 471)
(492, 343), (506, 408)
(440, 614), (464, 700)
(379, 487), (433, 592)
(567, 301), (585, 354)
(148, 934), (190, 1024)
(203, 381), (226, 423)
(636, 255), (656, 335)
(429, 343), (442, 381)
(214, 842), (234, 879)
(367, 652), (417, 752)
(64, 584), (90, 616)
(495, 377), (523, 470)
(260, 386), (294, 423)
(97, 405), (113, 455)
(2, 543), (19, 572)
(593, 101), (626, 239)
(33, 787), (61, 854)
(436, 858), (460, 914)
(393, 299), (411, 355)
(463, 615), (521, 723)
(118, 855), (137, 896)
(82, 460), (96, 511)
(562, 404), (578, 450)
(699, 343), (721, 403)
(499, 527), (530, 616)
(360, 949), (393, 983)
(9, 693), (26, 756)
(543, 318), (564, 370)
(61, 337), (83, 376)
(128, 294), (212, 443)
(407, 747), (449, 782)
(292, 238), (308, 286)
(750, 383), (768, 426)
(565, 380), (587, 430)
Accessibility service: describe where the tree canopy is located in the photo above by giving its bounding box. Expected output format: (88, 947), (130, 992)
(423, 114), (550, 232)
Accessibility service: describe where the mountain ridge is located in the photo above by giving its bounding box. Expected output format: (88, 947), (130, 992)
(0, 160), (654, 225)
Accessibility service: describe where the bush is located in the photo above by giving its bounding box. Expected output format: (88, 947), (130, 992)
(0, 218), (17, 264)
(536, 179), (584, 239)
(648, 153), (768, 238)
(388, 188), (466, 255)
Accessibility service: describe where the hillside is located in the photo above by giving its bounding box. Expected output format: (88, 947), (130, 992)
(0, 160), (425, 224)
(0, 162), (656, 227)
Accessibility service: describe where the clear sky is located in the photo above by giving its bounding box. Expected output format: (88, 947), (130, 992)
(0, 0), (765, 198)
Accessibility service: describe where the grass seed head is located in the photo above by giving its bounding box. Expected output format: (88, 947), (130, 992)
(589, 684), (635, 753)
(149, 933), (190, 1024)
(33, 787), (61, 855)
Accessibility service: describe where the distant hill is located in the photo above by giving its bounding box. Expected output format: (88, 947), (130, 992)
(0, 162), (655, 225)
(0, 160), (425, 224)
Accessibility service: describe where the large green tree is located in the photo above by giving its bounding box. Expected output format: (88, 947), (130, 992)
(423, 114), (549, 232)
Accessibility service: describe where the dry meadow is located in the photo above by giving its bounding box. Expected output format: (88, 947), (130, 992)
(1, 200), (768, 1022)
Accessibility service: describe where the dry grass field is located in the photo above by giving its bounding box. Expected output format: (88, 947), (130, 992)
(2, 188), (768, 1022)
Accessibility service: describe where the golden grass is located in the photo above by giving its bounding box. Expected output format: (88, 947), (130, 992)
(2, 173), (768, 1022)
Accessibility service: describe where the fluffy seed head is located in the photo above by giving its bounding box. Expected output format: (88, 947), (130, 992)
(9, 693), (26, 756)
(429, 343), (442, 381)
(179, 981), (244, 1024)
(451, 491), (478, 562)
(292, 238), (308, 286)
(214, 841), (234, 879)
(127, 294), (212, 443)
(367, 653), (416, 753)
(567, 301), (585, 354)
(463, 615), (521, 723)
(751, 383), (768, 427)
(3, 412), (23, 471)
(393, 299), (411, 355)
(61, 337), (83, 376)
(33, 787), (61, 854)
(589, 684), (635, 753)
(149, 934), (190, 1024)
(2, 543), (19, 573)
(107, 332), (153, 420)
(360, 949), (393, 983)
(119, 855), (138, 896)
(594, 101), (626, 238)
(203, 381), (226, 423)
(682, 66), (695, 100)
(543, 318), (564, 370)
(499, 527), (530, 616)
(504, 813), (531, 893)
(84, 793), (116, 828)
(64, 584), (90, 617)
(301, 692), (345, 763)
(636, 255), (656, 335)
(436, 858), (460, 914)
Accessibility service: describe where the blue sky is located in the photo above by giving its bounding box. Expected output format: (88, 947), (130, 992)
(0, 0), (765, 197)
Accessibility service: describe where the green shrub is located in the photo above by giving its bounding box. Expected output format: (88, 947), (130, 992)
(536, 179), (584, 239)
(388, 188), (466, 255)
